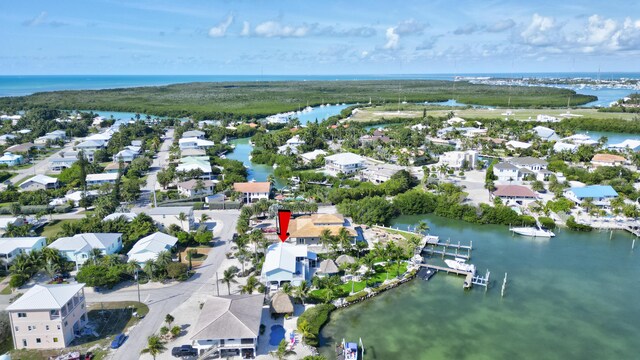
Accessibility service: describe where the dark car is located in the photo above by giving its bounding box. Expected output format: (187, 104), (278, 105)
(172, 345), (198, 357)
(110, 333), (126, 349)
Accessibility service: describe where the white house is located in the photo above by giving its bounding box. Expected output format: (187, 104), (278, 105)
(233, 182), (271, 204)
(102, 212), (137, 222)
(505, 140), (532, 150)
(532, 126), (560, 141)
(564, 185), (619, 207)
(299, 149), (327, 164)
(260, 242), (317, 287)
(324, 152), (365, 176)
(277, 144), (300, 155)
(0, 237), (47, 268)
(19, 175), (59, 191)
(112, 147), (140, 162)
(286, 135), (305, 146)
(48, 233), (122, 268)
(176, 156), (213, 180)
(0, 152), (24, 167)
(49, 190), (99, 207)
(190, 294), (264, 357)
(494, 157), (550, 183)
(127, 232), (178, 265)
(136, 206), (195, 232)
(0, 134), (16, 145)
(86, 173), (119, 186)
(179, 137), (215, 150)
(554, 142), (578, 153)
(0, 217), (25, 231)
(493, 162), (520, 182)
(74, 140), (106, 153)
(608, 139), (640, 152)
(438, 150), (478, 169)
(359, 163), (403, 184)
(492, 185), (539, 206)
(182, 130), (205, 139)
(177, 179), (216, 197)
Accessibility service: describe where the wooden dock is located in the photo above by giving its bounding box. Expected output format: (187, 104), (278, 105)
(422, 237), (473, 260)
(419, 264), (490, 290)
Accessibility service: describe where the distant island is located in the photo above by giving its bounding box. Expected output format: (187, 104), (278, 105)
(0, 80), (596, 119)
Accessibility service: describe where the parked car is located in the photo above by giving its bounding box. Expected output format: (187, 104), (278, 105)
(171, 345), (198, 357)
(110, 333), (126, 349)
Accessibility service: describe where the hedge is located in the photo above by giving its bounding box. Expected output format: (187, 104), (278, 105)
(0, 204), (72, 215)
(297, 304), (335, 347)
(345, 291), (368, 303)
(566, 216), (593, 232)
(538, 216), (556, 229)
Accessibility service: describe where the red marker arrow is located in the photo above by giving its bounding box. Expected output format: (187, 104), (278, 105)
(277, 210), (291, 243)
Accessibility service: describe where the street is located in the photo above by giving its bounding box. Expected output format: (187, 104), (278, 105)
(9, 141), (76, 185)
(138, 128), (174, 207)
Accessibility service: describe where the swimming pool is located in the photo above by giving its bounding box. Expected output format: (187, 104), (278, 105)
(269, 325), (285, 346)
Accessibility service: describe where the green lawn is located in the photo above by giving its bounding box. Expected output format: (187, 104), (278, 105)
(38, 219), (82, 240)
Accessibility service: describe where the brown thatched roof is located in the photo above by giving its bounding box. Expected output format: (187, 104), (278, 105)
(270, 292), (294, 314)
(318, 259), (339, 274)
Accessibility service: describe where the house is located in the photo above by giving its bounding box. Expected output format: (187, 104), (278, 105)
(182, 130), (205, 139)
(438, 150), (478, 169)
(180, 148), (207, 158)
(6, 143), (35, 154)
(0, 134), (16, 145)
(286, 135), (305, 146)
(288, 213), (357, 246)
(493, 162), (520, 183)
(324, 152), (365, 176)
(137, 206), (194, 232)
(554, 142), (578, 153)
(49, 152), (78, 171)
(47, 233), (122, 268)
(177, 179), (216, 197)
(190, 294), (264, 357)
(260, 242), (317, 287)
(19, 175), (59, 191)
(35, 130), (67, 146)
(359, 133), (391, 144)
(49, 190), (99, 207)
(177, 156), (213, 180)
(0, 217), (26, 231)
(299, 149), (327, 164)
(591, 154), (627, 167)
(532, 126), (560, 141)
(233, 182), (271, 204)
(0, 152), (24, 167)
(127, 232), (178, 265)
(564, 185), (619, 207)
(505, 140), (532, 150)
(6, 283), (88, 350)
(74, 140), (106, 153)
(536, 114), (559, 123)
(102, 212), (137, 222)
(359, 163), (403, 184)
(492, 185), (539, 206)
(86, 173), (119, 186)
(509, 157), (548, 173)
(179, 137), (215, 150)
(277, 144), (300, 155)
(0, 237), (47, 269)
(104, 162), (127, 173)
(608, 139), (640, 152)
(494, 157), (551, 183)
(112, 147), (140, 162)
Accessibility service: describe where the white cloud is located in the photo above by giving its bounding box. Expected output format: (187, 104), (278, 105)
(240, 21), (250, 36)
(453, 23), (480, 35)
(395, 19), (428, 35)
(486, 19), (516, 33)
(384, 27), (400, 49)
(23, 11), (48, 27)
(254, 21), (309, 38)
(520, 14), (561, 46)
(208, 15), (234, 38)
(416, 35), (442, 50)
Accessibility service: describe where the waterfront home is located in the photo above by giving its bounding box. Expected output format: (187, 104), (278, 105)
(6, 143), (35, 154)
(359, 163), (403, 184)
(48, 233), (122, 268)
(190, 294), (264, 357)
(277, 144), (300, 155)
(0, 134), (16, 145)
(0, 152), (24, 167)
(324, 152), (365, 176)
(493, 162), (520, 183)
(505, 140), (532, 150)
(288, 213), (357, 246)
(564, 185), (619, 207)
(554, 142), (578, 153)
(260, 242), (317, 287)
(0, 217), (26, 231)
(179, 137), (215, 150)
(562, 134), (599, 146)
(492, 185), (539, 206)
(438, 150), (478, 169)
(6, 283), (88, 350)
(532, 126), (560, 141)
(127, 232), (178, 265)
(136, 206), (194, 232)
(494, 157), (551, 183)
(180, 148), (207, 158)
(233, 182), (272, 204)
(299, 149), (327, 164)
(608, 139), (640, 152)
(177, 179), (216, 197)
(591, 153), (628, 167)
(0, 237), (47, 269)
(182, 130), (205, 139)
(176, 156), (213, 180)
(19, 175), (59, 191)
(86, 173), (118, 186)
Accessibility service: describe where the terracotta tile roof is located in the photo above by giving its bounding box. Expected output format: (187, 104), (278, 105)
(493, 185), (538, 198)
(592, 153), (626, 164)
(288, 214), (356, 238)
(233, 182), (271, 193)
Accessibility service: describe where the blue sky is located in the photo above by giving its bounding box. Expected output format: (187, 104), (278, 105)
(2, 0), (640, 75)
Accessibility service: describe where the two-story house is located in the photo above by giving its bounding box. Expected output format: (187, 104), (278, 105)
(288, 214), (358, 246)
(178, 137), (215, 150)
(0, 237), (47, 270)
(0, 152), (24, 167)
(86, 173), (119, 186)
(324, 152), (365, 176)
(233, 182), (272, 204)
(7, 283), (88, 349)
(260, 242), (317, 288)
(564, 185), (619, 207)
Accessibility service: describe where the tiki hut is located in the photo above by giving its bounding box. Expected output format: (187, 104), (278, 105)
(318, 259), (339, 275)
(270, 292), (294, 315)
(336, 254), (356, 266)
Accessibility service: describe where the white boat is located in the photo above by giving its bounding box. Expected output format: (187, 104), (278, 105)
(510, 225), (555, 237)
(342, 338), (363, 360)
(444, 257), (476, 274)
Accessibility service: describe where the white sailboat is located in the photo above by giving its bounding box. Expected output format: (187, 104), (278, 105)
(444, 257), (476, 274)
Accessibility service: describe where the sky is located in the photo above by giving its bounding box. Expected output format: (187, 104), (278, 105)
(2, 0), (640, 75)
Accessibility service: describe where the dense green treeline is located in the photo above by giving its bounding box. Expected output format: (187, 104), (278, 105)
(0, 80), (595, 119)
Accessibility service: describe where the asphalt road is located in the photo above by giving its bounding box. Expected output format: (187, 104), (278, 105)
(9, 141), (77, 185)
(138, 128), (174, 207)
(100, 210), (239, 360)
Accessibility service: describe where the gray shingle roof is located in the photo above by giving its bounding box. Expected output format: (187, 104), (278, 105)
(190, 294), (264, 341)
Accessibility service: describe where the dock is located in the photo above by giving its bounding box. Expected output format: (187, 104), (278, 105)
(421, 237), (473, 260)
(419, 264), (490, 290)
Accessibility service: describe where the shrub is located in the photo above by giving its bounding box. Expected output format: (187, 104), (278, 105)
(345, 291), (368, 303)
(566, 216), (593, 232)
(166, 262), (189, 280)
(296, 304), (335, 347)
(9, 274), (28, 289)
(538, 216), (556, 229)
(193, 202), (204, 210)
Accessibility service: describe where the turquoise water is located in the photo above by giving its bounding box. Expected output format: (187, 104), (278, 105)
(576, 131), (640, 146)
(297, 104), (351, 124)
(226, 138), (279, 185)
(320, 215), (640, 360)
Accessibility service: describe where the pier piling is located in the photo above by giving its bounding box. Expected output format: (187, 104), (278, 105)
(501, 272), (508, 298)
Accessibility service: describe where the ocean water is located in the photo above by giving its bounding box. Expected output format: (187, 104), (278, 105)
(1, 73), (640, 97)
(320, 215), (640, 360)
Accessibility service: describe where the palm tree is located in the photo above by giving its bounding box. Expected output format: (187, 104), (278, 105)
(140, 335), (166, 360)
(281, 282), (293, 296)
(143, 261), (155, 280)
(297, 319), (315, 344)
(155, 251), (172, 269)
(270, 339), (296, 360)
(337, 227), (352, 253)
(88, 248), (103, 264)
(126, 260), (141, 276)
(320, 229), (333, 251)
(175, 212), (188, 231)
(42, 247), (63, 267)
(199, 213), (210, 224)
(249, 230), (264, 263)
(220, 267), (237, 295)
(416, 221), (429, 235)
(236, 248), (250, 275)
(43, 262), (60, 278)
(240, 275), (259, 294)
(296, 281), (310, 305)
